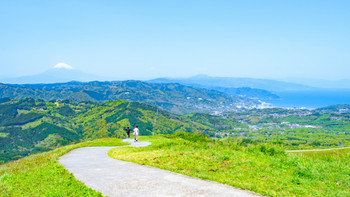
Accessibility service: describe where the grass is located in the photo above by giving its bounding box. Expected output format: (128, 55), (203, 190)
(0, 138), (129, 196)
(109, 133), (350, 197)
(2, 133), (349, 196)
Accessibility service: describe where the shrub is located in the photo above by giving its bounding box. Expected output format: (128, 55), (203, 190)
(165, 132), (211, 143)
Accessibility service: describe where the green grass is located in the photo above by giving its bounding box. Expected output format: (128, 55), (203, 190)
(0, 138), (129, 196)
(2, 133), (349, 196)
(109, 133), (350, 197)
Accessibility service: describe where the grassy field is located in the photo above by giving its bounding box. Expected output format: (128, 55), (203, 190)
(1, 133), (349, 196)
(0, 138), (128, 196)
(109, 133), (350, 197)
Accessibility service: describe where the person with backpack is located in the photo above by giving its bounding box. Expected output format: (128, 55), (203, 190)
(133, 126), (139, 142)
(124, 127), (132, 138)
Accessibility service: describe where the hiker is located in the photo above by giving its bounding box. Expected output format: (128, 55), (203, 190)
(124, 127), (132, 138)
(133, 126), (139, 142)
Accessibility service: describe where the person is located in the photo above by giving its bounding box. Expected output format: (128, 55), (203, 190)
(124, 127), (132, 138)
(133, 126), (139, 142)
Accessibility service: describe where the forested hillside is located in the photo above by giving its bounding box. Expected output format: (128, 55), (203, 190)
(0, 81), (259, 114)
(0, 98), (221, 163)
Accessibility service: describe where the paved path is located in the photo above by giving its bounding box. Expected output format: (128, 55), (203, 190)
(287, 147), (350, 153)
(59, 139), (260, 197)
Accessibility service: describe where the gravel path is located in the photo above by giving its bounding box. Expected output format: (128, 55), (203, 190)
(59, 139), (260, 197)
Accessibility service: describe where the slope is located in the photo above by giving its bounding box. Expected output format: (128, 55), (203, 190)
(0, 98), (221, 164)
(0, 138), (127, 196)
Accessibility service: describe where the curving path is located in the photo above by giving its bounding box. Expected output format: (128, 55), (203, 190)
(59, 139), (260, 197)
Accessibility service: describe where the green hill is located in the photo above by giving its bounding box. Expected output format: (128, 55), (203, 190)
(110, 133), (350, 197)
(0, 138), (127, 196)
(0, 98), (220, 163)
(0, 80), (259, 114)
(2, 133), (349, 196)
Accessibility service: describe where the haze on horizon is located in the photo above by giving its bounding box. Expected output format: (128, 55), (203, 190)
(1, 1), (349, 82)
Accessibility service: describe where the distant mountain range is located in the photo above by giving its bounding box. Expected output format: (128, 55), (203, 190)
(3, 67), (349, 110)
(1, 67), (103, 84)
(1, 69), (284, 100)
(0, 81), (260, 114)
(2, 65), (349, 90)
(148, 75), (313, 92)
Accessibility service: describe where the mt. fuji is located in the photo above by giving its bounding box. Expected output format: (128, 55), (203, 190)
(1, 63), (104, 84)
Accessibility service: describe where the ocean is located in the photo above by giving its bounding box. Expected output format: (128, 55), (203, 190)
(263, 89), (350, 109)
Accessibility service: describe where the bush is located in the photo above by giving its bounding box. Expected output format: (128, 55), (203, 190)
(248, 144), (286, 156)
(165, 132), (211, 143)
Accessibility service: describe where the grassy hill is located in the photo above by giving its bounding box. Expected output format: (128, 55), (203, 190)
(0, 138), (127, 196)
(109, 133), (350, 197)
(2, 133), (349, 196)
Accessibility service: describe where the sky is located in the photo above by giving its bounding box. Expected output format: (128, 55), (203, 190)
(1, 0), (349, 81)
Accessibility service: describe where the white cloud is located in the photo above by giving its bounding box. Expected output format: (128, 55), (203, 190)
(53, 62), (74, 70)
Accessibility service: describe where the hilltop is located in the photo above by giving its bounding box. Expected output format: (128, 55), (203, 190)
(1, 134), (349, 196)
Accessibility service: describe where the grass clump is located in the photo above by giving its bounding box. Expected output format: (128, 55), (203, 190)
(0, 138), (128, 196)
(109, 133), (350, 197)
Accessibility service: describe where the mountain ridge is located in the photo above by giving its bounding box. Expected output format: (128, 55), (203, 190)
(148, 74), (313, 91)
(0, 80), (260, 114)
(0, 68), (104, 84)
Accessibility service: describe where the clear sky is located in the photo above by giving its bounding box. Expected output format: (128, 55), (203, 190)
(1, 0), (349, 81)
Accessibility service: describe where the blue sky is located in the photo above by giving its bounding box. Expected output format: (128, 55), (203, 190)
(1, 0), (349, 81)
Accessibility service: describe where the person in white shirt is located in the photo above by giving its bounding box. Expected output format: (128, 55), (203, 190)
(133, 126), (139, 142)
